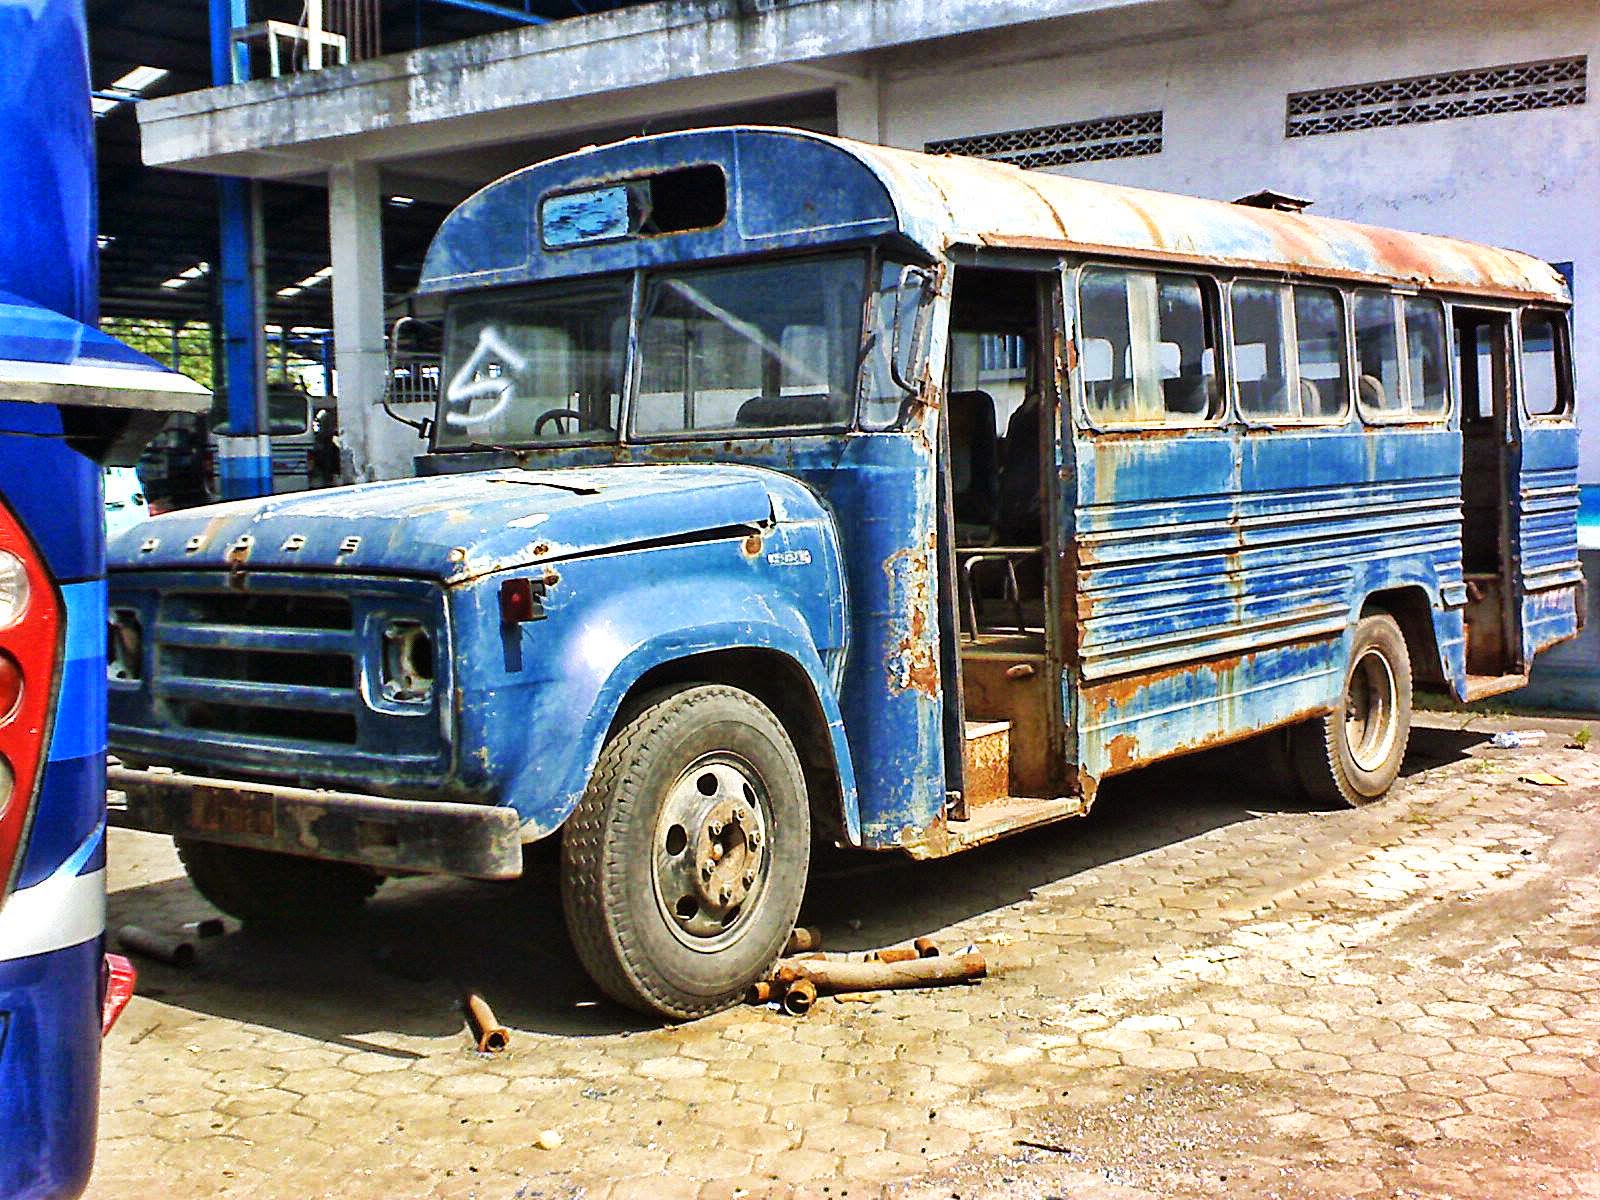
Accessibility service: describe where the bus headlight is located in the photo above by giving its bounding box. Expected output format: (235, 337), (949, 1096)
(381, 620), (433, 702)
(0, 549), (29, 630)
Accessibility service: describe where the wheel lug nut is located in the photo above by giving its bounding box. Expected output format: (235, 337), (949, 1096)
(719, 885), (732, 903)
(742, 870), (755, 886)
(709, 820), (723, 836)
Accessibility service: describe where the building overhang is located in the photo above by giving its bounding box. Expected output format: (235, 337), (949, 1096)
(137, 0), (1165, 179)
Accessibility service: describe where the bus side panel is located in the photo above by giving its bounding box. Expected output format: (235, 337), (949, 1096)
(1516, 426), (1582, 662)
(0, 938), (102, 1200)
(1074, 422), (1462, 781)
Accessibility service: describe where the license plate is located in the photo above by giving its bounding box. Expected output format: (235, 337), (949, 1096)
(190, 790), (277, 838)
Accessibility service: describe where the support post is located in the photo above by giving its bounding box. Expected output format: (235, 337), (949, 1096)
(329, 160), (410, 481)
(834, 73), (883, 144)
(211, 0), (271, 498)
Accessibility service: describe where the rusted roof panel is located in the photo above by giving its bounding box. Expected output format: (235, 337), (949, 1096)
(849, 138), (1569, 303)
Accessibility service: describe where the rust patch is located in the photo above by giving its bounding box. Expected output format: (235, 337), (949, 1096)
(1084, 651), (1247, 719)
(742, 533), (764, 558)
(1107, 733), (1140, 773)
(883, 542), (940, 697)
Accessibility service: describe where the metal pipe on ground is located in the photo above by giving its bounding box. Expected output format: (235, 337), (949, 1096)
(784, 926), (823, 954)
(464, 993), (510, 1053)
(868, 947), (919, 963)
(781, 977), (817, 1016)
(116, 925), (195, 968)
(776, 950), (985, 994)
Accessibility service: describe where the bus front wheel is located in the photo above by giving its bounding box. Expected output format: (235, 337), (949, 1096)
(561, 684), (810, 1021)
(1291, 613), (1413, 807)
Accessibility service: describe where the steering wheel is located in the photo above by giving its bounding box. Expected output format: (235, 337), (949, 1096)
(532, 407), (609, 436)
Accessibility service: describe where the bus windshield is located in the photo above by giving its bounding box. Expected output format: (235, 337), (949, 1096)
(436, 253), (868, 449)
(439, 275), (633, 448)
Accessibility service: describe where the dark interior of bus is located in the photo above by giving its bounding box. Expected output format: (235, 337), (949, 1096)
(942, 265), (1060, 812)
(1453, 307), (1521, 681)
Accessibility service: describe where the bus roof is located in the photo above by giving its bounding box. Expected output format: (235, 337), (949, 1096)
(420, 126), (1569, 305)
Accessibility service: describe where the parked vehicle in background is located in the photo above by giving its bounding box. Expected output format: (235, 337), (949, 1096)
(105, 129), (1579, 1021)
(0, 1), (209, 1196)
(102, 467), (149, 541)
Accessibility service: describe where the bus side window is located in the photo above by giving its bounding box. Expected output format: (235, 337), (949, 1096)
(1293, 286), (1350, 419)
(1520, 309), (1573, 418)
(1354, 290), (1404, 416)
(1402, 297), (1449, 417)
(1231, 281), (1293, 419)
(1080, 266), (1217, 426)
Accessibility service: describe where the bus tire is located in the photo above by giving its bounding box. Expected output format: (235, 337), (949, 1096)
(561, 684), (810, 1021)
(1292, 613), (1413, 807)
(175, 839), (382, 928)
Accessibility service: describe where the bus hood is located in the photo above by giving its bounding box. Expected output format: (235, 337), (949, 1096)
(109, 465), (790, 584)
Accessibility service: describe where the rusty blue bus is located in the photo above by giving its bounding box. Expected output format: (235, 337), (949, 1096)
(106, 128), (1580, 1019)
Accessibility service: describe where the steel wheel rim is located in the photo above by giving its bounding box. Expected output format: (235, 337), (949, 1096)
(650, 753), (773, 953)
(1345, 646), (1398, 774)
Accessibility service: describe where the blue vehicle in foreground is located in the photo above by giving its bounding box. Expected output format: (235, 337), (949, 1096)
(106, 128), (1580, 1019)
(0, 1), (208, 1194)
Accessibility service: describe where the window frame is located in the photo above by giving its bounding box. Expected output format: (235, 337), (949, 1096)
(1353, 289), (1452, 426)
(1516, 305), (1576, 424)
(1070, 260), (1228, 434)
(1228, 276), (1353, 429)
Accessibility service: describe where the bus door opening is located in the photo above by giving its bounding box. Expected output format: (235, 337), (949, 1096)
(940, 265), (1065, 819)
(1453, 307), (1522, 678)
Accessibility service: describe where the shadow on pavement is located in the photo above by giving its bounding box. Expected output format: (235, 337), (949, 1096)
(106, 723), (1486, 1045)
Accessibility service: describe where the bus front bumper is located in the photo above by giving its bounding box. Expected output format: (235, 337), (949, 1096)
(107, 766), (523, 879)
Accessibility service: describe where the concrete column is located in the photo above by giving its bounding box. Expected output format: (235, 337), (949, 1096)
(328, 161), (415, 482)
(834, 74), (883, 144)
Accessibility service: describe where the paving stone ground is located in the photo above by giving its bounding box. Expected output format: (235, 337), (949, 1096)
(87, 710), (1600, 1199)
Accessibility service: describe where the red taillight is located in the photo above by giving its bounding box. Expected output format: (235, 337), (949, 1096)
(0, 498), (61, 902)
(102, 953), (137, 1035)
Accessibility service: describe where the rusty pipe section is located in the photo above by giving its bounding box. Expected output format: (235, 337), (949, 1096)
(783, 926), (824, 955)
(116, 924), (195, 968)
(464, 992), (509, 1053)
(777, 951), (986, 994)
(781, 977), (817, 1016)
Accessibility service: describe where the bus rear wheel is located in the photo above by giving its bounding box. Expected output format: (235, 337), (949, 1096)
(1291, 613), (1412, 807)
(175, 839), (382, 928)
(561, 684), (810, 1021)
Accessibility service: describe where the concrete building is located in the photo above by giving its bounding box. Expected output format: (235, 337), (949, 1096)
(136, 0), (1597, 485)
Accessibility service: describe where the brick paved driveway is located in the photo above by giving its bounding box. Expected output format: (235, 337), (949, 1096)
(88, 712), (1600, 1199)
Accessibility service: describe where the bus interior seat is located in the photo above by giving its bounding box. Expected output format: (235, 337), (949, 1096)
(996, 395), (1043, 548)
(735, 394), (836, 427)
(947, 389), (998, 531)
(1161, 369), (1212, 415)
(1357, 374), (1388, 410)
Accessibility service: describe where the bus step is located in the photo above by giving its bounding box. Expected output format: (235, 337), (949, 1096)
(962, 720), (1011, 810)
(1463, 672), (1529, 702)
(946, 794), (1087, 852)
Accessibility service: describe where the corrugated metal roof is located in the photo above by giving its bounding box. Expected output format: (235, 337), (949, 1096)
(849, 136), (1568, 303)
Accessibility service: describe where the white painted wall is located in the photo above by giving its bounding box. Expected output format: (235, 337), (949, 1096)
(876, 0), (1598, 478)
